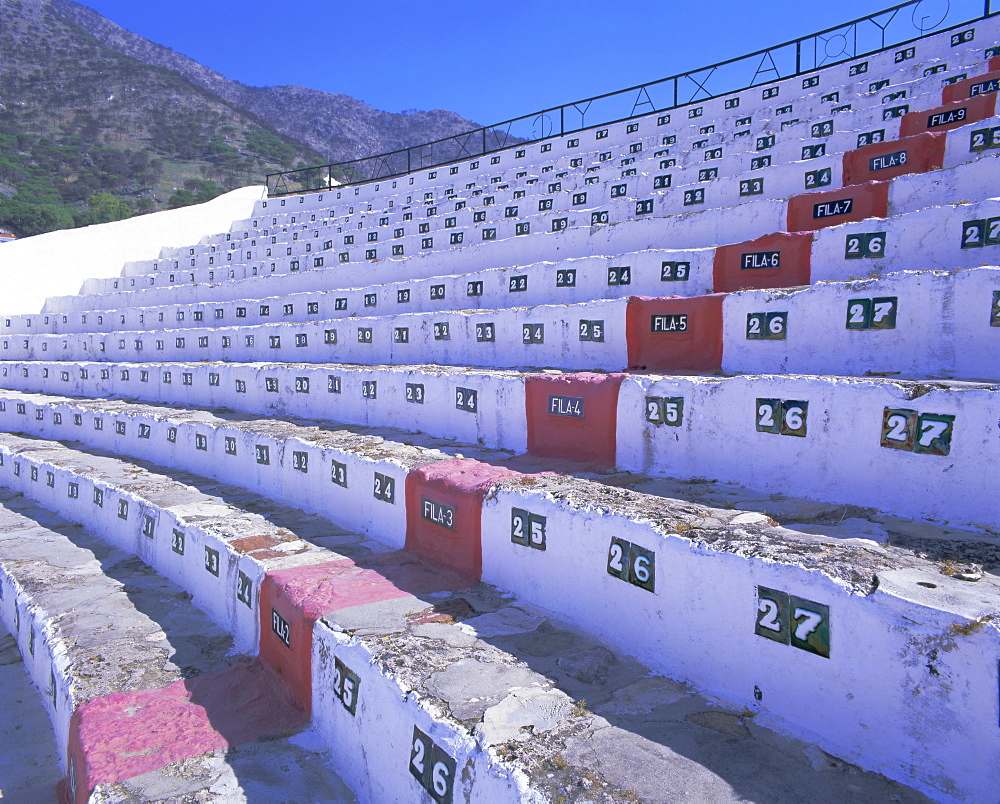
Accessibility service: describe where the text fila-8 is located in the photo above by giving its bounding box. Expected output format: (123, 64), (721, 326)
(409, 727), (456, 803)
(644, 396), (684, 426)
(846, 297), (897, 330)
(746, 312), (787, 340)
(756, 586), (830, 657)
(880, 408), (955, 455)
(607, 537), (655, 592)
(511, 508), (546, 550)
(845, 231), (887, 259)
(756, 398), (808, 437)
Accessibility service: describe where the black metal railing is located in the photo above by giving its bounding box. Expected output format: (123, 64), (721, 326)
(267, 0), (997, 196)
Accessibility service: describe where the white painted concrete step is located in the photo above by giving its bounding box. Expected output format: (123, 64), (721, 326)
(0, 621), (61, 802)
(0, 489), (357, 803)
(0, 436), (940, 802)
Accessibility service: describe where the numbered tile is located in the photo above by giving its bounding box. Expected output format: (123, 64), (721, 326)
(205, 547), (220, 577)
(522, 323), (544, 344)
(756, 399), (781, 434)
(846, 297), (897, 330)
(755, 586), (790, 644)
(509, 275), (528, 293)
(991, 291), (1000, 327)
(746, 311), (788, 340)
(789, 596), (830, 657)
(780, 400), (808, 437)
(845, 232), (887, 259)
(660, 261), (690, 281)
(962, 217), (1000, 248)
(511, 508), (546, 550)
(756, 588), (830, 657)
(331, 460), (348, 488)
(606, 537), (631, 582)
(455, 387), (478, 413)
(857, 129), (885, 147)
(578, 319), (605, 342)
(846, 298), (873, 330)
(629, 543), (655, 592)
(881, 408), (917, 450)
(409, 727), (456, 804)
(913, 413), (955, 456)
(870, 297), (897, 329)
(405, 383), (425, 404)
(475, 322), (495, 342)
(970, 126), (1000, 152)
(608, 266), (631, 286)
(804, 168), (832, 189)
(555, 268), (577, 287)
(373, 472), (395, 504)
(644, 396), (684, 427)
(332, 657), (360, 716)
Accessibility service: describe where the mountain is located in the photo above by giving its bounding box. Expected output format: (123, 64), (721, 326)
(50, 0), (480, 163)
(0, 0), (481, 236)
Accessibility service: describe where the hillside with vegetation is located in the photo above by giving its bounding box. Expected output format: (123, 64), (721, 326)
(0, 0), (480, 237)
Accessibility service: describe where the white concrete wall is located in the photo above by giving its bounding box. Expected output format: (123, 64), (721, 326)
(0, 187), (265, 316)
(616, 373), (1000, 529)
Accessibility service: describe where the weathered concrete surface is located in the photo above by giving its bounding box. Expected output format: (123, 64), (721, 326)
(88, 737), (356, 803)
(319, 585), (931, 803)
(0, 490), (356, 803)
(0, 624), (62, 802)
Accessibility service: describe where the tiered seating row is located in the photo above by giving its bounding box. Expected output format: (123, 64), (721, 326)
(0, 430), (994, 801)
(0, 375), (995, 542)
(78, 106), (1000, 298)
(0, 488), (355, 803)
(13, 126), (999, 337)
(8, 261), (998, 383)
(242, 38), (994, 220)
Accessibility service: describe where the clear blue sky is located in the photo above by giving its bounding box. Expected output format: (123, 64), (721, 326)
(78, 0), (941, 126)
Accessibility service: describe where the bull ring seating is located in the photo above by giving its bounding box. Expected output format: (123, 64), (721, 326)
(2, 4), (1000, 802)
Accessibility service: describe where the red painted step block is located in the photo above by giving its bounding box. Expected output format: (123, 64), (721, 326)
(259, 552), (467, 714)
(712, 231), (813, 293)
(991, 56), (1000, 72)
(61, 661), (306, 804)
(942, 69), (1000, 103)
(625, 295), (724, 374)
(786, 181), (890, 233)
(842, 132), (946, 185)
(899, 94), (997, 136)
(405, 459), (523, 580)
(525, 372), (624, 467)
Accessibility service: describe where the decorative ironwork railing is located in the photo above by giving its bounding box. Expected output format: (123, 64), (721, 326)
(267, 0), (997, 196)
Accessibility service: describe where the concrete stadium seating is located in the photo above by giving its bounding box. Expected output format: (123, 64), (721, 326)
(2, 11), (1000, 803)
